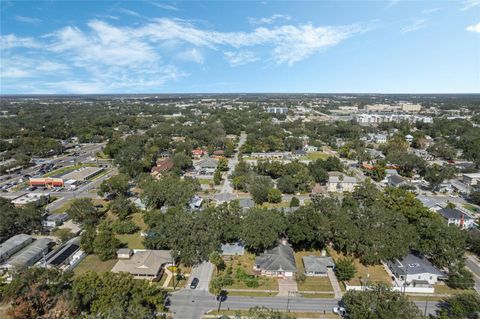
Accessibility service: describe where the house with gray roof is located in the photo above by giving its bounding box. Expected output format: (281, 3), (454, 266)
(111, 249), (172, 281)
(194, 157), (218, 175)
(327, 172), (358, 193)
(238, 198), (255, 210)
(221, 242), (245, 258)
(1, 238), (53, 270)
(302, 256), (335, 276)
(386, 253), (445, 286)
(438, 208), (476, 229)
(254, 243), (296, 277)
(388, 174), (409, 188)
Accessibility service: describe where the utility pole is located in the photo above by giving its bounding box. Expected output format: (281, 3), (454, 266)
(286, 291), (291, 312)
(424, 295), (429, 316)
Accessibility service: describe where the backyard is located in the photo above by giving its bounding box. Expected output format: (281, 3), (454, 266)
(74, 254), (117, 276)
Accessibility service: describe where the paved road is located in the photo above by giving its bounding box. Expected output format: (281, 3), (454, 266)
(465, 254), (480, 292)
(170, 291), (440, 319)
(189, 262), (214, 291)
(220, 132), (247, 194)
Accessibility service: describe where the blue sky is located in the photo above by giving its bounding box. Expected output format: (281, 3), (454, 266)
(1, 0), (479, 94)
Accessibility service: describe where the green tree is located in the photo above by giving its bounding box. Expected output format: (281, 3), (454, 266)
(214, 169), (222, 185)
(437, 292), (480, 319)
(425, 164), (457, 191)
(267, 188), (282, 203)
(98, 173), (129, 197)
(209, 251), (225, 273)
(172, 152), (193, 171)
(342, 284), (423, 319)
(289, 197), (300, 207)
(80, 225), (96, 254)
(248, 175), (273, 204)
(335, 258), (356, 281)
(276, 175), (296, 194)
(217, 157), (229, 171)
(72, 272), (165, 318)
(286, 206), (329, 249)
(93, 223), (122, 261)
(241, 208), (285, 252)
(446, 266), (475, 289)
(0, 198), (43, 242)
(68, 198), (104, 227)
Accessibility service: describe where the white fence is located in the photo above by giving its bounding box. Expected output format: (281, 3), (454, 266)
(345, 284), (434, 294)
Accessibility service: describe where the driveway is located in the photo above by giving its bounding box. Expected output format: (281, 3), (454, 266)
(277, 277), (298, 296)
(188, 261), (214, 291)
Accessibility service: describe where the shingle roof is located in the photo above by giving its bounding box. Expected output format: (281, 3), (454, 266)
(255, 244), (296, 272)
(302, 256), (335, 273)
(388, 174), (407, 185)
(221, 242), (245, 256)
(196, 157), (218, 169)
(438, 208), (474, 220)
(111, 250), (172, 276)
(386, 253), (443, 276)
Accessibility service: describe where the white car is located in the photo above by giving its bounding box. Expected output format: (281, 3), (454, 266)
(333, 306), (347, 316)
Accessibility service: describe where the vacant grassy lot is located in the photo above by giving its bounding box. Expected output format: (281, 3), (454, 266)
(214, 253), (278, 291)
(74, 254), (117, 276)
(328, 248), (392, 287)
(261, 201), (290, 209)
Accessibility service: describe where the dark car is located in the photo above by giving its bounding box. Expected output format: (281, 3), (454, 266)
(190, 277), (199, 289)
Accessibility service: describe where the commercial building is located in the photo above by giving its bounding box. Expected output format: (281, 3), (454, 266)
(111, 249), (173, 280)
(0, 234), (33, 263)
(1, 238), (53, 270)
(266, 107), (289, 114)
(401, 103), (422, 112)
(29, 177), (64, 188)
(61, 166), (104, 181)
(355, 113), (433, 126)
(251, 152), (292, 160)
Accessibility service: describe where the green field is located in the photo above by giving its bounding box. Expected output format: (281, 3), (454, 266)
(74, 254), (117, 276)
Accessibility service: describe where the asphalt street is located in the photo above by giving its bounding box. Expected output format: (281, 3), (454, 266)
(170, 290), (441, 319)
(465, 254), (480, 292)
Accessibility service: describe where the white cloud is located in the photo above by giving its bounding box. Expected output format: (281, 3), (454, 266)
(386, 0), (401, 8)
(115, 8), (144, 18)
(401, 19), (427, 34)
(136, 18), (366, 65)
(148, 2), (179, 11)
(421, 8), (439, 14)
(461, 0), (480, 11)
(466, 22), (480, 33)
(15, 16), (42, 24)
(177, 48), (204, 64)
(248, 14), (291, 25)
(1, 34), (41, 49)
(224, 51), (259, 66)
(1, 56), (68, 79)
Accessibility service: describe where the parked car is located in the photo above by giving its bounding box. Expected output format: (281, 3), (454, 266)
(190, 277), (199, 289)
(333, 306), (347, 316)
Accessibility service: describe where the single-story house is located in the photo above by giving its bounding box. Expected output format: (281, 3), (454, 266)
(111, 249), (172, 281)
(195, 157), (218, 175)
(238, 198), (255, 210)
(189, 195), (203, 210)
(388, 174), (409, 188)
(302, 256), (335, 276)
(43, 213), (69, 229)
(254, 243), (296, 277)
(220, 242), (245, 259)
(438, 208), (476, 229)
(192, 149), (205, 159)
(327, 172), (358, 193)
(151, 158), (174, 179)
(303, 145), (318, 152)
(386, 253), (445, 286)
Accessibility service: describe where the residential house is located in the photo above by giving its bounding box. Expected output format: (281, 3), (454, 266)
(151, 158), (174, 179)
(327, 172), (358, 193)
(45, 237), (85, 271)
(43, 213), (69, 229)
(111, 249), (172, 281)
(212, 150), (225, 158)
(254, 243), (296, 277)
(388, 174), (409, 188)
(463, 173), (480, 188)
(405, 134), (414, 144)
(251, 152), (292, 160)
(238, 198), (255, 210)
(303, 145), (318, 152)
(220, 242), (245, 260)
(302, 256), (335, 276)
(386, 253), (445, 286)
(438, 208), (476, 229)
(192, 148), (205, 159)
(374, 134), (387, 144)
(195, 157), (218, 175)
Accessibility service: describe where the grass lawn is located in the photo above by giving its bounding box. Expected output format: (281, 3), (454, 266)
(328, 248), (392, 287)
(224, 291), (276, 297)
(44, 164), (95, 177)
(74, 254), (117, 276)
(300, 293), (336, 298)
(131, 213), (147, 230)
(294, 250), (333, 292)
(207, 309), (339, 318)
(261, 201), (290, 209)
(463, 203), (479, 213)
(215, 253), (278, 291)
(197, 178), (213, 185)
(116, 233), (145, 249)
(433, 283), (473, 295)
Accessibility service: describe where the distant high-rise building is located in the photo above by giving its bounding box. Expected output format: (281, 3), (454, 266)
(266, 107), (289, 114)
